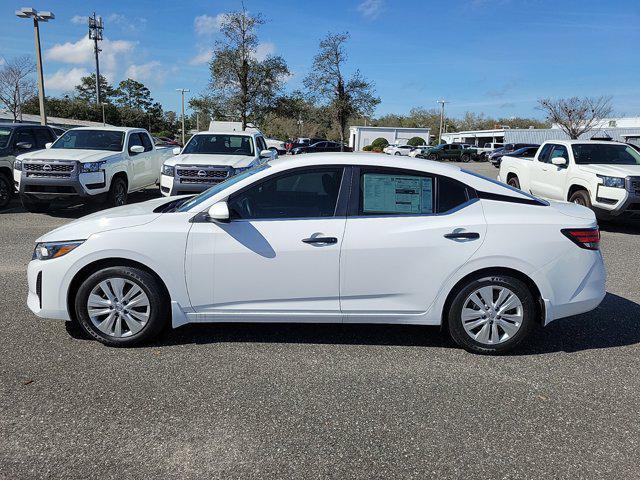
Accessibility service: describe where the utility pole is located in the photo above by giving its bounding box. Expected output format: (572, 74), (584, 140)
(88, 13), (104, 105)
(437, 99), (448, 144)
(176, 88), (190, 146)
(16, 7), (55, 125)
(101, 102), (107, 126)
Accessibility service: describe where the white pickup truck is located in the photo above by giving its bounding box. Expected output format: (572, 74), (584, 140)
(13, 126), (175, 213)
(499, 140), (640, 219)
(160, 129), (275, 196)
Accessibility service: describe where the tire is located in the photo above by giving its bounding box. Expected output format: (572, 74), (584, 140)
(428, 153), (438, 161)
(447, 274), (536, 354)
(107, 176), (128, 208)
(21, 195), (50, 213)
(0, 172), (12, 209)
(507, 176), (521, 189)
(461, 154), (471, 163)
(74, 266), (169, 347)
(394, 152), (401, 156)
(569, 189), (592, 209)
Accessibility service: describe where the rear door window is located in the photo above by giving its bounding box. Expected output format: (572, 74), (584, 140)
(33, 128), (54, 148)
(359, 169), (434, 215)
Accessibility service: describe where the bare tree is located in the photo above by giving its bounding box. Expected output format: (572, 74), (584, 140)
(209, 7), (289, 130)
(0, 56), (36, 122)
(538, 96), (613, 139)
(304, 33), (380, 150)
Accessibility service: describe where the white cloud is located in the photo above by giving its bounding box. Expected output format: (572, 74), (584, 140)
(124, 61), (165, 85)
(45, 67), (89, 92)
(189, 48), (213, 65)
(358, 0), (385, 20)
(254, 42), (276, 61)
(194, 14), (224, 36)
(45, 36), (136, 77)
(70, 15), (86, 25)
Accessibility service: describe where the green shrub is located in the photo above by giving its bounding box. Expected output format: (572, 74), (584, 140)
(407, 136), (426, 147)
(371, 137), (389, 149)
(362, 145), (373, 151)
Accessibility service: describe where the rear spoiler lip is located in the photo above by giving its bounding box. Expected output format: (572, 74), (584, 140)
(476, 191), (549, 206)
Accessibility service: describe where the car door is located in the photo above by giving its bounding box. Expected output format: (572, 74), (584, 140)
(340, 167), (486, 323)
(127, 132), (152, 189)
(185, 166), (348, 321)
(529, 144), (553, 196)
(530, 144), (568, 199)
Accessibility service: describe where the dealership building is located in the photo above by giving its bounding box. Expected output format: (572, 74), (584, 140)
(348, 126), (431, 151)
(441, 117), (640, 146)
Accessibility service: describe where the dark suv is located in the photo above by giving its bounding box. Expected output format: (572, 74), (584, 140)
(0, 123), (57, 209)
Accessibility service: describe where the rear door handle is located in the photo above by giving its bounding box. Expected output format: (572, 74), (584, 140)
(444, 232), (480, 240)
(302, 236), (338, 244)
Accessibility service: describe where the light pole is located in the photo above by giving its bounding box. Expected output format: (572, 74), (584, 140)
(101, 102), (107, 126)
(437, 99), (448, 144)
(88, 13), (104, 105)
(16, 7), (55, 126)
(176, 88), (190, 146)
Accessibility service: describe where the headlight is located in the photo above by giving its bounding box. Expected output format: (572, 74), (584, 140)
(162, 164), (175, 177)
(32, 241), (84, 261)
(14, 159), (22, 171)
(597, 175), (625, 189)
(80, 161), (106, 173)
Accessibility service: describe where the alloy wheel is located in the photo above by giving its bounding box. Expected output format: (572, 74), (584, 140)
(0, 178), (9, 206)
(87, 277), (150, 337)
(114, 183), (126, 206)
(460, 285), (523, 345)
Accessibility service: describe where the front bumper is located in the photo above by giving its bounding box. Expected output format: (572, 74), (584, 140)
(27, 258), (70, 321)
(592, 177), (640, 218)
(17, 160), (107, 200)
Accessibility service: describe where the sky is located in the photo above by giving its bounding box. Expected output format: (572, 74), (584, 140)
(1, 0), (639, 121)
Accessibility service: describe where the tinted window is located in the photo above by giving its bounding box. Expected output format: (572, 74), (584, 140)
(360, 170), (434, 215)
(0, 127), (11, 149)
(128, 132), (144, 155)
(140, 133), (153, 152)
(537, 144), (553, 163)
(183, 134), (254, 156)
(13, 130), (36, 148)
(33, 128), (54, 148)
(572, 143), (640, 165)
(438, 175), (470, 213)
(550, 145), (568, 160)
(52, 130), (124, 151)
(228, 167), (343, 219)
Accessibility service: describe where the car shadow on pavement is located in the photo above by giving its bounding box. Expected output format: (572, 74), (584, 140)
(75, 292), (635, 355)
(599, 219), (640, 235)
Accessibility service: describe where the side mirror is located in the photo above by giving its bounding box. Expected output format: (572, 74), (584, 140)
(15, 141), (32, 150)
(207, 201), (230, 222)
(259, 149), (274, 159)
(551, 157), (567, 166)
(130, 145), (145, 154)
(45, 142), (52, 149)
(172, 147), (181, 155)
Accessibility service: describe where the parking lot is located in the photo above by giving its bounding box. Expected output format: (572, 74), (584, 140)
(1, 161), (639, 479)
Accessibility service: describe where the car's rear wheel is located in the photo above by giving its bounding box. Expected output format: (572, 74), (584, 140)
(394, 152), (401, 156)
(569, 189), (591, 209)
(507, 176), (521, 189)
(107, 176), (128, 208)
(428, 153), (437, 160)
(21, 195), (50, 213)
(0, 172), (12, 209)
(74, 266), (169, 347)
(461, 154), (471, 163)
(447, 274), (536, 354)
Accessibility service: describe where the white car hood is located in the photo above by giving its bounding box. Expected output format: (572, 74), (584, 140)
(36, 197), (174, 243)
(577, 164), (640, 177)
(19, 149), (120, 163)
(164, 153), (255, 168)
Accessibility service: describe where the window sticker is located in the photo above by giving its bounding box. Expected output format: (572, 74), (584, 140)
(363, 174), (433, 214)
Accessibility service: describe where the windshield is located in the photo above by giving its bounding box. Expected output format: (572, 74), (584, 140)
(0, 128), (11, 149)
(52, 130), (124, 151)
(177, 164), (269, 212)
(183, 134), (255, 156)
(572, 144), (640, 165)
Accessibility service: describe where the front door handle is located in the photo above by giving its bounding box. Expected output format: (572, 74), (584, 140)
(444, 232), (480, 240)
(302, 236), (338, 245)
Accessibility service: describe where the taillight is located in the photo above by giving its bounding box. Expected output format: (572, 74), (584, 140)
(561, 228), (600, 250)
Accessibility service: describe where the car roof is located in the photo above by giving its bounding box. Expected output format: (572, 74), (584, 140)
(66, 126), (141, 133)
(0, 123), (51, 129)
(199, 131), (256, 137)
(544, 139), (628, 146)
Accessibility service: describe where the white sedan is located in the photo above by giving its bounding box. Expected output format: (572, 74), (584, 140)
(26, 154), (605, 353)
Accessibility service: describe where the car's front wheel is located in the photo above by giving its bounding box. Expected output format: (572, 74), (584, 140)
(74, 266), (169, 346)
(0, 172), (13, 209)
(569, 189), (592, 209)
(447, 274), (536, 354)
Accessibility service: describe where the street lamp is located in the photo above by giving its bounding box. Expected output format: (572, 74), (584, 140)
(176, 88), (190, 146)
(101, 102), (108, 126)
(15, 7), (55, 126)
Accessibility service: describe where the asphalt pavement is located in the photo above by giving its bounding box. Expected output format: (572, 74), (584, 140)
(1, 161), (639, 479)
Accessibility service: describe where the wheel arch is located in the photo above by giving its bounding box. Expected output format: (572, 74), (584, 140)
(66, 257), (170, 323)
(440, 266), (545, 331)
(109, 170), (129, 191)
(567, 182), (590, 202)
(0, 165), (12, 179)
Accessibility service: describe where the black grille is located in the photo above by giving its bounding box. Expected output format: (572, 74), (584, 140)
(36, 272), (42, 309)
(177, 168), (229, 178)
(629, 178), (640, 196)
(26, 173), (72, 179)
(24, 163), (74, 172)
(180, 177), (225, 184)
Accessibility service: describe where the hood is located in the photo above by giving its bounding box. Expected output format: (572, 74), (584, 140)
(19, 148), (120, 163)
(547, 200), (596, 221)
(577, 164), (640, 177)
(164, 153), (255, 168)
(36, 196), (174, 243)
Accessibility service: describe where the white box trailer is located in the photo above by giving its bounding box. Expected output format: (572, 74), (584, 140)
(348, 126), (431, 151)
